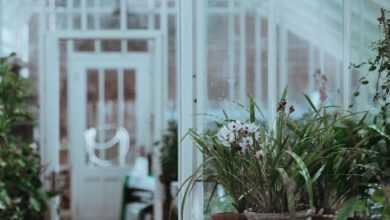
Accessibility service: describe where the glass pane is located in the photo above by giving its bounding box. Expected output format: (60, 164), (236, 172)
(123, 69), (137, 163)
(350, 0), (383, 111)
(100, 13), (120, 29)
(101, 39), (121, 52)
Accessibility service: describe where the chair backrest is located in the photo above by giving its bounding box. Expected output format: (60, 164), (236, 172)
(84, 127), (130, 167)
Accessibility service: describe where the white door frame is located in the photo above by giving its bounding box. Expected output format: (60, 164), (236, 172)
(41, 30), (165, 220)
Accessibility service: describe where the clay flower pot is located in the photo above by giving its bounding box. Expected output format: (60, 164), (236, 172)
(212, 209), (317, 220)
(312, 215), (335, 220)
(244, 209), (315, 220)
(211, 213), (247, 220)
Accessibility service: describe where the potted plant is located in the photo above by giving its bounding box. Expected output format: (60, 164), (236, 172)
(183, 93), (325, 220)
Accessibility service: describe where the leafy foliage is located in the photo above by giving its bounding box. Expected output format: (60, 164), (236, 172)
(350, 8), (390, 219)
(290, 100), (376, 216)
(160, 120), (178, 183)
(352, 8), (390, 181)
(0, 54), (49, 219)
(184, 96), (325, 217)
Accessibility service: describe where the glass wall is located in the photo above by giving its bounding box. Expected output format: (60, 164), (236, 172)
(178, 0), (390, 218)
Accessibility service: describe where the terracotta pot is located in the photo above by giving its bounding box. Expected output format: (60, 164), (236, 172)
(244, 209), (315, 220)
(212, 209), (315, 220)
(312, 215), (335, 220)
(211, 213), (247, 220)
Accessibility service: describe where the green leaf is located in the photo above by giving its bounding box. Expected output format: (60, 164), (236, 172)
(249, 97), (256, 123)
(304, 94), (319, 113)
(336, 197), (363, 220)
(29, 197), (41, 212)
(286, 151), (314, 209)
(277, 168), (296, 219)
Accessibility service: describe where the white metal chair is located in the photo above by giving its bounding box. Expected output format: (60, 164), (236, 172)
(84, 127), (130, 167)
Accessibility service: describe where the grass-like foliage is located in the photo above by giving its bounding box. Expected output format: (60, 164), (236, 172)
(181, 92), (378, 219)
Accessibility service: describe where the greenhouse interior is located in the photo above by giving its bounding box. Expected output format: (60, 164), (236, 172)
(0, 0), (389, 220)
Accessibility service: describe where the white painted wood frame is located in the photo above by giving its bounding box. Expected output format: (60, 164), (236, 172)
(42, 30), (164, 220)
(177, 0), (199, 219)
(343, 0), (352, 108)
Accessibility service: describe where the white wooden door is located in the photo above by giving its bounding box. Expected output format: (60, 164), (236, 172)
(68, 53), (151, 220)
(42, 31), (165, 220)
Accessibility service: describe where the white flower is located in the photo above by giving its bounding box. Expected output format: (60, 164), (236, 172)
(241, 122), (258, 132)
(239, 137), (253, 152)
(227, 120), (242, 131)
(247, 123), (259, 134)
(241, 122), (260, 139)
(217, 126), (235, 146)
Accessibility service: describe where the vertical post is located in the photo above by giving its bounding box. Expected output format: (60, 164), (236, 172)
(254, 9), (262, 105)
(118, 68), (124, 126)
(97, 69), (105, 157)
(239, 4), (246, 103)
(38, 0), (47, 166)
(195, 0), (206, 219)
(119, 0), (127, 130)
(81, 0), (87, 30)
(343, 0), (351, 108)
(94, 0), (101, 31)
(120, 0), (127, 31)
(161, 0), (169, 114)
(48, 0), (56, 30)
(120, 0), (127, 52)
(178, 0), (196, 219)
(228, 0), (236, 100)
(267, 0), (277, 126)
(67, 0), (73, 30)
(45, 34), (60, 220)
(152, 36), (164, 220)
(148, 0), (155, 29)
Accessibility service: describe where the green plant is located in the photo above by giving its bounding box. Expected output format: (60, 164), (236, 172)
(352, 8), (390, 181)
(0, 54), (49, 219)
(182, 94), (323, 218)
(349, 8), (390, 219)
(288, 97), (376, 217)
(160, 120), (178, 183)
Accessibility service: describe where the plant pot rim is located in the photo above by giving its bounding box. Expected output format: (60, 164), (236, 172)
(212, 209), (316, 220)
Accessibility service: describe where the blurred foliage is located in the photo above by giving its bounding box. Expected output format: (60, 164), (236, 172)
(160, 120), (178, 183)
(0, 54), (49, 219)
(349, 8), (390, 219)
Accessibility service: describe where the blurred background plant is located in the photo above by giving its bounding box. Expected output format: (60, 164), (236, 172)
(159, 120), (178, 220)
(0, 54), (49, 219)
(349, 8), (390, 219)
